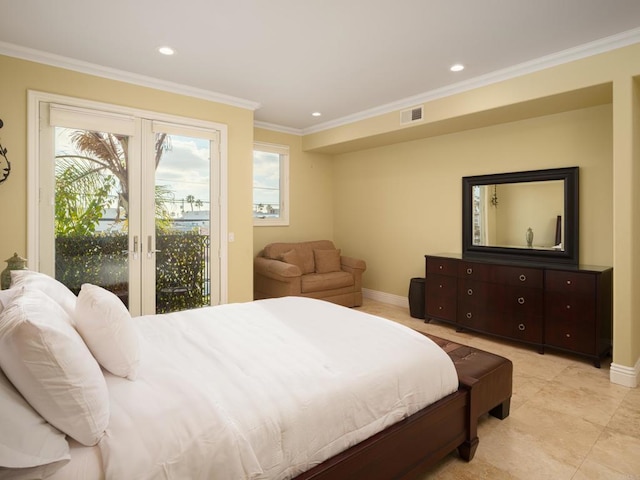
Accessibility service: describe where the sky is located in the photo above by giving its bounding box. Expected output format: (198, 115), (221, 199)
(252, 150), (280, 209)
(55, 128), (279, 218)
(156, 135), (210, 215)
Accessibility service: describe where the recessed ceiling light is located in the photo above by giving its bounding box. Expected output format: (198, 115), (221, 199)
(450, 64), (464, 72)
(158, 46), (175, 56)
(311, 112), (322, 117)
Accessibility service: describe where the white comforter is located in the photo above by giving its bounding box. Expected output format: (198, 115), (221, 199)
(98, 297), (458, 480)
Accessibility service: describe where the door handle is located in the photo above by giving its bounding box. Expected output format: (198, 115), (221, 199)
(123, 235), (139, 259)
(147, 235), (161, 258)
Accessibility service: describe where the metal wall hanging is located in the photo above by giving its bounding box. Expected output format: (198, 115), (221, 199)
(0, 119), (11, 184)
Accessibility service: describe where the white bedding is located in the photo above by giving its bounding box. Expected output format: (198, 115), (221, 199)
(50, 296), (458, 480)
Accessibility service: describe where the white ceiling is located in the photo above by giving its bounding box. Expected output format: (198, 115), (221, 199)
(2, 0), (640, 132)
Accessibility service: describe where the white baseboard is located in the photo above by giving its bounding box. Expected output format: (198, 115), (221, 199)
(362, 288), (408, 308)
(610, 358), (640, 388)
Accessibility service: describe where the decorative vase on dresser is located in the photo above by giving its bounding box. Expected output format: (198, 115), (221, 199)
(425, 253), (613, 368)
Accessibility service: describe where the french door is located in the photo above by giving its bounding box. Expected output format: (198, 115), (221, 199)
(31, 94), (225, 316)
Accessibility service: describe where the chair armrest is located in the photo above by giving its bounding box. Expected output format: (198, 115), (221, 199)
(340, 256), (367, 272)
(254, 257), (301, 281)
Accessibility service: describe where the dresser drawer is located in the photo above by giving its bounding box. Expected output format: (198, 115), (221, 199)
(491, 311), (542, 344)
(545, 270), (595, 294)
(426, 257), (458, 277)
(458, 261), (491, 282)
(500, 285), (543, 316)
(544, 291), (596, 325)
(509, 315), (543, 344)
(458, 279), (491, 309)
(457, 305), (493, 331)
(425, 275), (457, 321)
(545, 317), (595, 355)
(492, 265), (543, 288)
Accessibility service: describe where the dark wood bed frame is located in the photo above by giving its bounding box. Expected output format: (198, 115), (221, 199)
(294, 386), (476, 480)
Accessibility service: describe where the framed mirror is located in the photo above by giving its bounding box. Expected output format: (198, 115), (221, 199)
(462, 167), (579, 266)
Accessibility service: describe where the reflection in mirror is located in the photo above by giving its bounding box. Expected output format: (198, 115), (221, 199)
(462, 167), (579, 266)
(472, 181), (564, 250)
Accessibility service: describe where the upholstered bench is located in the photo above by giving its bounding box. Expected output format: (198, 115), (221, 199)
(424, 334), (513, 421)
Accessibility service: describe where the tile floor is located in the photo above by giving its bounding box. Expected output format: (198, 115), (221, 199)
(356, 299), (640, 480)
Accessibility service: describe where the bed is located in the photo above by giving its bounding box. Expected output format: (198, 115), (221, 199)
(0, 271), (481, 480)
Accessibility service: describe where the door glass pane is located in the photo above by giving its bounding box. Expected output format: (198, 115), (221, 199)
(154, 133), (210, 313)
(54, 127), (130, 306)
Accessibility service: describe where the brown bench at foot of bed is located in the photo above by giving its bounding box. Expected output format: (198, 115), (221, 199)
(425, 334), (513, 420)
(423, 333), (513, 462)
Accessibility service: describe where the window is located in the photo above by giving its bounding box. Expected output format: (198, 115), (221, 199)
(253, 142), (289, 226)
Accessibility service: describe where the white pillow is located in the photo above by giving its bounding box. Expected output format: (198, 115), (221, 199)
(0, 288), (109, 447)
(9, 270), (77, 321)
(0, 288), (17, 314)
(75, 283), (140, 380)
(0, 369), (70, 476)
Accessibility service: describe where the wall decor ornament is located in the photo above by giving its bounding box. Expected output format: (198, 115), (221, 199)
(0, 119), (11, 184)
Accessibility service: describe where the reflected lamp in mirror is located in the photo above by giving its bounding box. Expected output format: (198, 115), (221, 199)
(462, 167), (579, 266)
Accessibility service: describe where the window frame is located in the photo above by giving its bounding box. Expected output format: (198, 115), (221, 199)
(252, 141), (289, 226)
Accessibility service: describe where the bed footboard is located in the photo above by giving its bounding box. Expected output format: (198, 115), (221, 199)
(294, 388), (474, 480)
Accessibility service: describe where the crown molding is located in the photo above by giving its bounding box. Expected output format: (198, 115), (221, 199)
(254, 121), (303, 135)
(300, 27), (640, 136)
(0, 41), (261, 112)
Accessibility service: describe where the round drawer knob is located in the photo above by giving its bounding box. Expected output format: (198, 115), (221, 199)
(467, 289), (473, 296)
(466, 312), (472, 319)
(517, 297), (525, 305)
(439, 284), (443, 288)
(566, 305), (571, 309)
(438, 306), (443, 310)
(566, 333), (571, 338)
(466, 268), (473, 275)
(439, 265), (443, 270)
(518, 323), (526, 331)
(519, 274), (527, 282)
(566, 280), (572, 285)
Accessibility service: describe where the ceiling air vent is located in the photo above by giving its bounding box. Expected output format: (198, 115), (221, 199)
(400, 105), (423, 124)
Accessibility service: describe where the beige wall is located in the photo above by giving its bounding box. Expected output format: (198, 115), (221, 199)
(302, 42), (639, 381)
(0, 54), (255, 303)
(252, 128), (335, 256)
(331, 105), (613, 294)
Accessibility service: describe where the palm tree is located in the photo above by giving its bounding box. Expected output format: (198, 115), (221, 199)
(185, 194), (195, 212)
(55, 131), (172, 232)
(195, 199), (203, 210)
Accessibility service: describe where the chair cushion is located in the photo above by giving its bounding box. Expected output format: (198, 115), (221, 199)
(301, 271), (354, 293)
(279, 249), (305, 272)
(314, 249), (341, 273)
(263, 241), (336, 275)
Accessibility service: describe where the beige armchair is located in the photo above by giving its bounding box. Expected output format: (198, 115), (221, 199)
(254, 240), (367, 307)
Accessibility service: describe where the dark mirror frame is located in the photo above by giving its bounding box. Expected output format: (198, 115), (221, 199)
(462, 166), (579, 266)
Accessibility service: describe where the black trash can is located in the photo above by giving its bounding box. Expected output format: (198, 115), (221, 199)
(408, 277), (425, 319)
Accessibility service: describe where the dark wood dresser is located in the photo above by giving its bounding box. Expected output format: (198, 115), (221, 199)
(424, 254), (612, 367)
